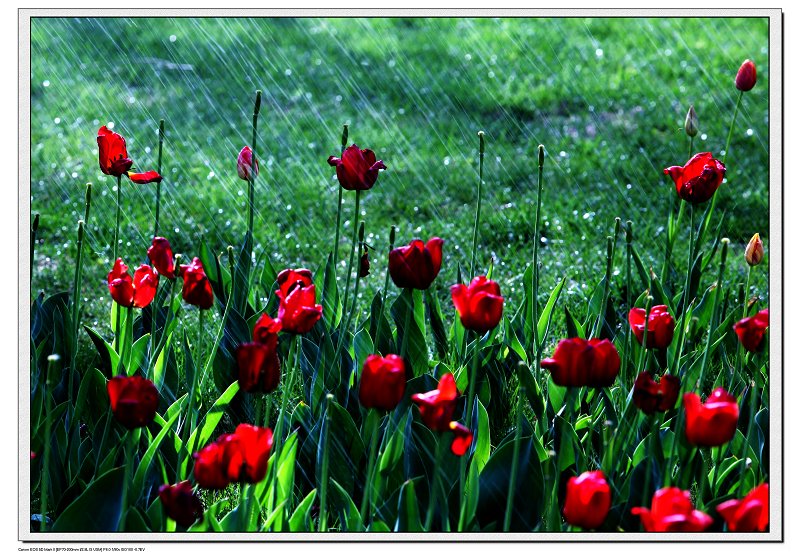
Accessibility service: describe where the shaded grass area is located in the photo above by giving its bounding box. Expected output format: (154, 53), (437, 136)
(30, 17), (770, 346)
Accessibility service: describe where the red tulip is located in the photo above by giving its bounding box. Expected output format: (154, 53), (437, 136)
(683, 388), (740, 447)
(563, 470), (611, 530)
(359, 250), (370, 278)
(275, 268), (323, 334)
(107, 258), (158, 308)
(411, 373), (458, 432)
(733, 309), (769, 352)
(628, 305), (675, 349)
(735, 59), (757, 92)
(147, 237), (176, 280)
(448, 421), (473, 456)
(158, 481), (204, 527)
(128, 171), (163, 184)
(633, 372), (680, 414)
(236, 342), (281, 394)
(541, 338), (621, 388)
(179, 257), (214, 310)
(107, 375), (159, 429)
(97, 126), (133, 177)
(97, 126), (162, 183)
(193, 438), (230, 490)
(451, 276), (504, 333)
(237, 146), (258, 181)
(716, 483), (769, 532)
(388, 238), (444, 290)
(664, 152), (726, 204)
(632, 487), (713, 532)
(220, 424), (274, 484)
(327, 144), (387, 191)
(253, 313), (282, 349)
(359, 354), (407, 411)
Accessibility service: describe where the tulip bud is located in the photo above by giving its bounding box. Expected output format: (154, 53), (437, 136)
(341, 124), (349, 150)
(478, 130), (485, 156)
(538, 144), (545, 167)
(745, 233), (764, 266)
(735, 59), (757, 92)
(254, 90), (262, 116)
(684, 105), (699, 137)
(237, 146), (258, 181)
(32, 213), (40, 234)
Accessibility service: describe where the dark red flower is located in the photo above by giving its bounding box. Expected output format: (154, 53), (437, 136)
(411, 373), (458, 432)
(664, 152), (726, 204)
(733, 309), (769, 353)
(107, 375), (159, 429)
(97, 126), (133, 177)
(179, 257), (214, 310)
(253, 313), (282, 350)
(451, 276), (504, 333)
(359, 354), (407, 411)
(628, 305), (675, 349)
(158, 481), (204, 528)
(632, 487), (713, 532)
(633, 372), (680, 414)
(193, 439), (230, 490)
(107, 259), (158, 308)
(97, 126), (162, 183)
(388, 238), (443, 290)
(327, 144), (387, 191)
(735, 59), (757, 92)
(359, 250), (370, 278)
(541, 338), (621, 388)
(219, 424), (274, 484)
(717, 483), (769, 532)
(236, 342), (281, 394)
(563, 470), (611, 530)
(147, 237), (176, 280)
(237, 146), (258, 181)
(275, 268), (323, 334)
(448, 421), (473, 456)
(683, 388), (739, 447)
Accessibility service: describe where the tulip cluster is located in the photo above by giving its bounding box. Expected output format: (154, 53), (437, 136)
(193, 424), (274, 489)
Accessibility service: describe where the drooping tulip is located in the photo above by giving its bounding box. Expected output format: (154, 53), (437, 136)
(664, 152), (726, 204)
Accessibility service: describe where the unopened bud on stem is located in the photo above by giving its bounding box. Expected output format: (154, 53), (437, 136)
(341, 124), (349, 150)
(254, 90), (262, 115)
(478, 131), (485, 157)
(685, 105), (699, 137)
(745, 233), (764, 266)
(538, 145), (545, 167)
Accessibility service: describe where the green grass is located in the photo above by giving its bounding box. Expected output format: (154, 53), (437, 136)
(30, 17), (770, 343)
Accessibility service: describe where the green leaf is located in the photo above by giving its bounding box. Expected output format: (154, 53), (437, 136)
(131, 404), (183, 501)
(73, 368), (108, 427)
(368, 291), (394, 356)
(152, 332), (173, 392)
(390, 289), (427, 377)
(503, 316), (527, 362)
(329, 478), (363, 532)
(395, 479), (423, 532)
(52, 467), (125, 532)
(564, 304), (585, 341)
(182, 381), (240, 475)
(425, 288), (449, 359)
(321, 252), (342, 330)
(353, 328), (374, 383)
(83, 325), (120, 378)
(288, 489), (317, 532)
(474, 400), (491, 472)
(379, 413), (409, 475)
(536, 277), (566, 347)
(127, 334), (150, 375)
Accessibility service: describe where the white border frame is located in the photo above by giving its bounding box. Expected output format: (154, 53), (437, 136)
(17, 8), (783, 543)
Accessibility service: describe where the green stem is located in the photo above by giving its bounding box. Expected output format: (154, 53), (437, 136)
(359, 411), (380, 526)
(424, 436), (446, 532)
(113, 174), (121, 263)
(458, 333), (481, 525)
(69, 219), (86, 419)
(121, 306), (133, 374)
(593, 237), (614, 338)
(531, 145), (544, 359)
(622, 221), (633, 384)
(149, 275), (179, 369)
(696, 239), (729, 392)
(335, 222), (365, 363)
(723, 91), (744, 166)
(342, 189), (361, 314)
(114, 303), (122, 358)
(470, 131), (485, 278)
(399, 288), (413, 361)
(738, 379), (758, 497)
(248, 91), (262, 246)
(636, 295), (653, 374)
(373, 225), (396, 354)
(31, 213), (40, 284)
(319, 394), (334, 532)
(332, 124), (348, 268)
(503, 386), (525, 532)
(40, 354), (60, 532)
(742, 266), (752, 319)
(640, 414), (658, 516)
(154, 119), (164, 238)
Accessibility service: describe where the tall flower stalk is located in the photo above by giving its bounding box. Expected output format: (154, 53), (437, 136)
(153, 119), (165, 238)
(530, 145), (544, 359)
(333, 124), (348, 267)
(470, 131), (485, 278)
(248, 90), (262, 244)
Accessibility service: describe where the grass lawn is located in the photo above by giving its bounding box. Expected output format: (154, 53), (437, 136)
(29, 17), (770, 349)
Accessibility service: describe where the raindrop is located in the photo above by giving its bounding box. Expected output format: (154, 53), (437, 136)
(42, 80), (50, 87)
(700, 133), (708, 141)
(54, 117), (61, 124)
(595, 48), (604, 58)
(207, 171), (215, 179)
(169, 35), (177, 42)
(464, 54), (472, 61)
(128, 97), (136, 104)
(746, 128), (754, 136)
(285, 69), (292, 76)
(107, 121), (115, 129)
